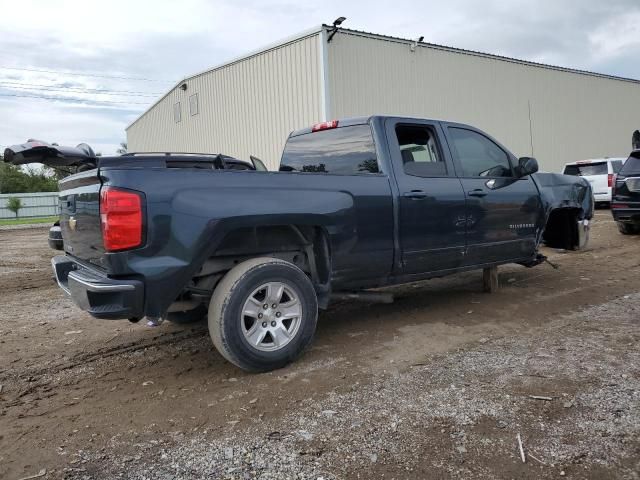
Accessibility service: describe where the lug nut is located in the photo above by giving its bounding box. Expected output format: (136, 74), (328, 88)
(258, 313), (263, 319)
(263, 304), (268, 309)
(275, 312), (281, 317)
(272, 303), (277, 309)
(262, 322), (267, 328)
(271, 321), (277, 327)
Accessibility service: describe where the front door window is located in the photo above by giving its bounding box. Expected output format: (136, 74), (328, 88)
(448, 127), (513, 178)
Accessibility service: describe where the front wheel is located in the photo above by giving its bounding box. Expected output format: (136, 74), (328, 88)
(208, 257), (318, 372)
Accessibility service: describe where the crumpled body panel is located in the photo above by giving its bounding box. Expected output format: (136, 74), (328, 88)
(532, 172), (593, 250)
(532, 172), (594, 221)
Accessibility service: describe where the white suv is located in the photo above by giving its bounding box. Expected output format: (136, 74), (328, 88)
(562, 158), (626, 206)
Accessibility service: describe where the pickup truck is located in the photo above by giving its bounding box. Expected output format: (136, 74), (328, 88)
(4, 116), (593, 372)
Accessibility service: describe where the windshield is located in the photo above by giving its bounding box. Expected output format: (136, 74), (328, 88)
(563, 162), (607, 176)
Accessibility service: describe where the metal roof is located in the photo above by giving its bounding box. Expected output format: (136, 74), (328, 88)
(127, 24), (640, 131)
(331, 25), (640, 85)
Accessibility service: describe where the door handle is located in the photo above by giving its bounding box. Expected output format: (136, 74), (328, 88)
(403, 190), (427, 200)
(467, 189), (487, 198)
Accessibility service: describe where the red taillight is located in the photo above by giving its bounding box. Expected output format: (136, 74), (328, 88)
(611, 174), (618, 195)
(100, 187), (143, 252)
(611, 203), (629, 209)
(608, 173), (614, 188)
(311, 120), (339, 132)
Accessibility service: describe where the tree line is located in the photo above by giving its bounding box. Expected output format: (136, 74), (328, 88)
(0, 157), (59, 193)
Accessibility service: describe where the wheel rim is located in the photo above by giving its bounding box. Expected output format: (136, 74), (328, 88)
(240, 281), (302, 352)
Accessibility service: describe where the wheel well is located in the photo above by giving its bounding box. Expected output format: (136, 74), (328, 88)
(175, 225), (331, 310)
(542, 208), (580, 250)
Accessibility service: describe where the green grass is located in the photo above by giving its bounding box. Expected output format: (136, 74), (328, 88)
(0, 216), (59, 226)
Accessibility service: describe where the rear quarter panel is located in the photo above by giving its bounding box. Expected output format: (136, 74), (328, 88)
(101, 168), (394, 317)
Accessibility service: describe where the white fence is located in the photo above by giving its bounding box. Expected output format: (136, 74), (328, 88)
(0, 192), (59, 219)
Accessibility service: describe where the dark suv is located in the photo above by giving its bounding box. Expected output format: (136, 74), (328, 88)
(612, 150), (640, 234)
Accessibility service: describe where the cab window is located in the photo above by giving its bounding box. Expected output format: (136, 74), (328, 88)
(280, 125), (379, 174)
(448, 127), (513, 178)
(395, 124), (447, 177)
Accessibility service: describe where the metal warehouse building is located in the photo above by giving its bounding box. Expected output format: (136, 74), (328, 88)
(127, 25), (640, 171)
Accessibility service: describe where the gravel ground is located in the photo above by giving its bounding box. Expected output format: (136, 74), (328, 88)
(67, 295), (640, 480)
(0, 223), (52, 230)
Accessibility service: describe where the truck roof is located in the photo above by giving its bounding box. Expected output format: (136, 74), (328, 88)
(288, 115), (473, 138)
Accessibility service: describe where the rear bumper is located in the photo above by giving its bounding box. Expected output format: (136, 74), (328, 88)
(51, 255), (144, 320)
(612, 208), (640, 225)
(593, 192), (611, 203)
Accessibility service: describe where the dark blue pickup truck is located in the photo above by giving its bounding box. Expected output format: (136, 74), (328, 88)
(4, 116), (593, 372)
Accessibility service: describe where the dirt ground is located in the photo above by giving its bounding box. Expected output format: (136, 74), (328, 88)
(0, 212), (639, 480)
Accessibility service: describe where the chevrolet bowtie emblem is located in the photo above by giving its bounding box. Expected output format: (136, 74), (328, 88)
(69, 216), (77, 231)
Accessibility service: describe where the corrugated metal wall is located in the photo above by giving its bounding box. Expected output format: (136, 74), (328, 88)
(327, 30), (640, 172)
(0, 192), (59, 219)
(127, 32), (324, 170)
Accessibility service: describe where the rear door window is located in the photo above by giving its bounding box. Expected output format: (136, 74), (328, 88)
(280, 124), (379, 174)
(563, 162), (607, 176)
(395, 124), (447, 177)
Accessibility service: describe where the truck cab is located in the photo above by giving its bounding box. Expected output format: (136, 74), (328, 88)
(281, 117), (546, 278)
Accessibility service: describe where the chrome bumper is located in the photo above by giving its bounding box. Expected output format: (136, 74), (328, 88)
(51, 255), (144, 320)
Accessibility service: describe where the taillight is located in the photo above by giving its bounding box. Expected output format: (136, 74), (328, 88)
(100, 187), (143, 252)
(611, 174), (617, 196)
(311, 120), (339, 132)
(608, 173), (614, 188)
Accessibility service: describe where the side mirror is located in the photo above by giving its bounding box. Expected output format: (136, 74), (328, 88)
(517, 157), (538, 177)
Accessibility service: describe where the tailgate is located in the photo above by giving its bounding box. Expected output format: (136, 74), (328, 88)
(582, 174), (608, 195)
(58, 169), (105, 266)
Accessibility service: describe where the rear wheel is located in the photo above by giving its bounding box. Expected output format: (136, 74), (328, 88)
(208, 257), (318, 372)
(617, 222), (640, 235)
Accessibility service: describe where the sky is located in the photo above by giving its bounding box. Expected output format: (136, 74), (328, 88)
(1, 0), (639, 155)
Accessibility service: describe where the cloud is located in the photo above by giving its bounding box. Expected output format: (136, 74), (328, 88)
(1, 0), (639, 155)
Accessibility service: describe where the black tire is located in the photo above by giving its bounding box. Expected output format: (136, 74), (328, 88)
(555, 211), (577, 250)
(208, 257), (318, 372)
(166, 305), (207, 324)
(617, 222), (639, 235)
